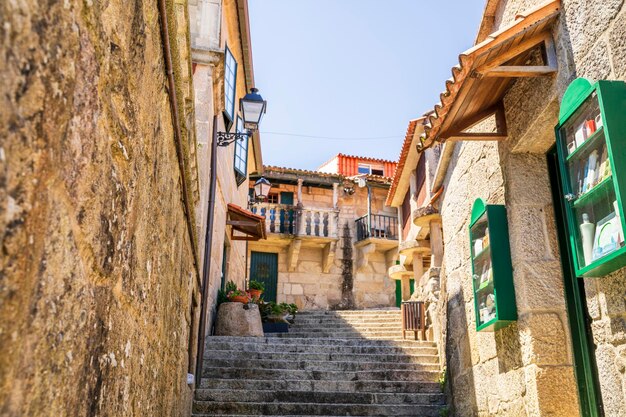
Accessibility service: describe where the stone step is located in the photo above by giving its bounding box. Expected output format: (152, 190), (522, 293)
(272, 327), (402, 337)
(199, 378), (443, 394)
(204, 336), (436, 348)
(296, 310), (402, 319)
(202, 367), (440, 382)
(195, 388), (445, 406)
(204, 349), (440, 364)
(204, 341), (438, 356)
(205, 358), (440, 372)
(288, 324), (402, 331)
(192, 401), (442, 416)
(266, 333), (407, 340)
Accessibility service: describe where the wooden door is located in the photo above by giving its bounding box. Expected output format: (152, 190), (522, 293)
(250, 251), (278, 302)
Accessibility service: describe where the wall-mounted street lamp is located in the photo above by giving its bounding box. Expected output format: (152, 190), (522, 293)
(197, 87), (267, 386)
(217, 88), (267, 146)
(253, 177), (272, 201)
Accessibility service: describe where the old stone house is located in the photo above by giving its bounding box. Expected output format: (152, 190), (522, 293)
(0, 0), (263, 415)
(388, 0), (626, 415)
(246, 156), (400, 310)
(385, 118), (444, 343)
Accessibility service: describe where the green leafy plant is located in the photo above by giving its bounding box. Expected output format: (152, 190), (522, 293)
(217, 289), (229, 306)
(227, 289), (246, 298)
(438, 406), (450, 417)
(279, 303), (298, 316)
(249, 280), (265, 291)
(438, 367), (447, 392)
(225, 280), (238, 293)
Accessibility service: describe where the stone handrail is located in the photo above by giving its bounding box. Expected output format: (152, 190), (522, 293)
(250, 203), (339, 239)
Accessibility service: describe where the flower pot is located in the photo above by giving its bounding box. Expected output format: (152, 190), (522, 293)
(248, 289), (263, 300)
(229, 295), (249, 304)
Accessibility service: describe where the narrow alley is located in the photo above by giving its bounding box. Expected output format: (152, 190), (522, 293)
(1, 0), (626, 416)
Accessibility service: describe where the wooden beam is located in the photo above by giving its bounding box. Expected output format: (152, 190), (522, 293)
(231, 236), (260, 241)
(544, 33), (557, 69)
(226, 220), (259, 227)
(482, 65), (557, 77)
(447, 132), (508, 142)
(478, 32), (550, 73)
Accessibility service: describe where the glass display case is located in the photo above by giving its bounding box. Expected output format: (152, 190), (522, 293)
(556, 78), (626, 277)
(469, 199), (517, 332)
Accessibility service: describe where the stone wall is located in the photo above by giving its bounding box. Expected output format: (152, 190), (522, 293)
(190, 0), (258, 336)
(439, 0), (626, 415)
(0, 1), (200, 416)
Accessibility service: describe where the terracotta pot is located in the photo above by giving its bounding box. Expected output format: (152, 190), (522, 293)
(248, 289), (263, 299)
(229, 295), (249, 304)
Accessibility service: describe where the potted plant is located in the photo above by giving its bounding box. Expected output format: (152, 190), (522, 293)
(247, 280), (265, 300)
(227, 289), (249, 304)
(224, 280), (249, 303)
(258, 301), (290, 333)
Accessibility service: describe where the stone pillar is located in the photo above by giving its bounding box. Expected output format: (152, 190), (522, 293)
(429, 220), (443, 268)
(332, 182), (339, 209)
(297, 178), (303, 206)
(401, 276), (411, 301)
(413, 252), (424, 282)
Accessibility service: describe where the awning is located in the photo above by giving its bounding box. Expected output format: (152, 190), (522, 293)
(418, 0), (561, 150)
(226, 203), (266, 241)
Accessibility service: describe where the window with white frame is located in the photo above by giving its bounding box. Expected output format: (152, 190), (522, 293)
(224, 45), (237, 126)
(234, 117), (248, 185)
(357, 163), (371, 175)
(358, 163), (384, 176)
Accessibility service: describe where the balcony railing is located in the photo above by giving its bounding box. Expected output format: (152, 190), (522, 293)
(355, 214), (398, 242)
(250, 203), (339, 239)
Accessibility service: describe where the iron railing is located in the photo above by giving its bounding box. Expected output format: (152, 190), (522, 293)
(355, 214), (398, 241)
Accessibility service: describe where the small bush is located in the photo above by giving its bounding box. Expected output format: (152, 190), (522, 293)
(249, 280), (265, 291)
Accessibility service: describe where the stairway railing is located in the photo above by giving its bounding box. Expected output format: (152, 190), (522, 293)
(401, 301), (426, 340)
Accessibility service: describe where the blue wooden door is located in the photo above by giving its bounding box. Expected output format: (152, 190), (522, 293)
(250, 252), (278, 302)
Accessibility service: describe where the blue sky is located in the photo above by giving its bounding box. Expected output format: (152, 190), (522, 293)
(248, 0), (485, 170)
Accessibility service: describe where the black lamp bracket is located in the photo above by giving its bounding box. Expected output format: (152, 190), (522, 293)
(216, 131), (250, 147)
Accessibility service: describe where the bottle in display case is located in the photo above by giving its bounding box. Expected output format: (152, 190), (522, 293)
(555, 78), (626, 278)
(469, 198), (517, 331)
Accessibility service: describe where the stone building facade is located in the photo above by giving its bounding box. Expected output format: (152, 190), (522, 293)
(0, 0), (201, 415)
(247, 161), (399, 310)
(189, 0), (264, 345)
(400, 0), (626, 415)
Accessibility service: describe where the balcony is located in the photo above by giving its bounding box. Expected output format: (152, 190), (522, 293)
(250, 203), (339, 240)
(355, 214), (398, 242)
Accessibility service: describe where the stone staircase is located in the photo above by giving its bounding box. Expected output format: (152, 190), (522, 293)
(193, 309), (446, 416)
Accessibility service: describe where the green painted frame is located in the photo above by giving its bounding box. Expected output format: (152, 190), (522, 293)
(469, 198), (517, 332)
(555, 78), (626, 278)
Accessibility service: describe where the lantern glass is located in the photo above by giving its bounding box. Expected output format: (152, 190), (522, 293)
(254, 177), (272, 200)
(240, 88), (266, 131)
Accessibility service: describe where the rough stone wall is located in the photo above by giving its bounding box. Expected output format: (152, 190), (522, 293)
(0, 1), (200, 416)
(439, 0), (626, 415)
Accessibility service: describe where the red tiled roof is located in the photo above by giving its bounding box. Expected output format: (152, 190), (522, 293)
(384, 118), (426, 206)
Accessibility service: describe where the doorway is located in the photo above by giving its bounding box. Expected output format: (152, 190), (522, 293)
(547, 147), (604, 417)
(250, 251), (279, 302)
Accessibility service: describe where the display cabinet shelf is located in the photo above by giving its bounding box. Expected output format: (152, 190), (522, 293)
(555, 78), (626, 278)
(469, 198), (517, 332)
(566, 126), (604, 162)
(573, 176), (613, 208)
